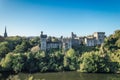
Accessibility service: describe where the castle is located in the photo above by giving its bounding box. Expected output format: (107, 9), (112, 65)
(40, 31), (105, 51)
(1, 27), (105, 51)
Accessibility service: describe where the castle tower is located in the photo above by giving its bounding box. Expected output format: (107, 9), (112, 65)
(93, 32), (105, 45)
(4, 26), (8, 38)
(40, 31), (47, 51)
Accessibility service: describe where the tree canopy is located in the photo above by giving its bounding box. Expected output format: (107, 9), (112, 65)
(0, 30), (120, 73)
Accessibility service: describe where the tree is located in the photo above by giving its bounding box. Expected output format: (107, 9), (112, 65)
(29, 37), (40, 47)
(14, 40), (30, 53)
(114, 30), (120, 39)
(66, 48), (76, 57)
(5, 36), (22, 51)
(80, 51), (98, 72)
(0, 46), (10, 59)
(64, 48), (78, 71)
(1, 53), (13, 71)
(79, 51), (118, 73)
(12, 53), (25, 73)
(0, 41), (10, 59)
(116, 39), (120, 48)
(24, 52), (38, 72)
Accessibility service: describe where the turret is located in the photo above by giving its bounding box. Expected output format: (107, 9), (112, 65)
(40, 31), (47, 51)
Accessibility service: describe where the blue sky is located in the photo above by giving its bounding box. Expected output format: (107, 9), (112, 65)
(0, 0), (120, 37)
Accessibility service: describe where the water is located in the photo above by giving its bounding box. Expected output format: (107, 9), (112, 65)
(0, 72), (120, 80)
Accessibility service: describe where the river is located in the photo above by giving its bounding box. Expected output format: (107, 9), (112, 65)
(0, 72), (120, 80)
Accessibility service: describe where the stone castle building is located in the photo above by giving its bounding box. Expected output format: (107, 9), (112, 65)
(40, 31), (105, 51)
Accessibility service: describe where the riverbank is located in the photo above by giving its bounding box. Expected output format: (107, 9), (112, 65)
(1, 71), (120, 80)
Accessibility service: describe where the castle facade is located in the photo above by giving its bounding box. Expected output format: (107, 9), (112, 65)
(40, 31), (105, 51)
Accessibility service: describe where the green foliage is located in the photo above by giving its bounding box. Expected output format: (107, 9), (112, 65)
(0, 46), (10, 59)
(80, 51), (98, 72)
(1, 53), (13, 71)
(5, 36), (22, 51)
(80, 51), (119, 73)
(0, 41), (10, 59)
(12, 54), (25, 73)
(99, 29), (120, 73)
(29, 37), (40, 47)
(14, 40), (31, 53)
(66, 48), (76, 57)
(0, 53), (26, 72)
(46, 50), (64, 72)
(0, 30), (120, 73)
(74, 45), (98, 54)
(24, 52), (38, 72)
(103, 30), (120, 52)
(114, 30), (120, 39)
(116, 38), (120, 48)
(64, 48), (79, 71)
